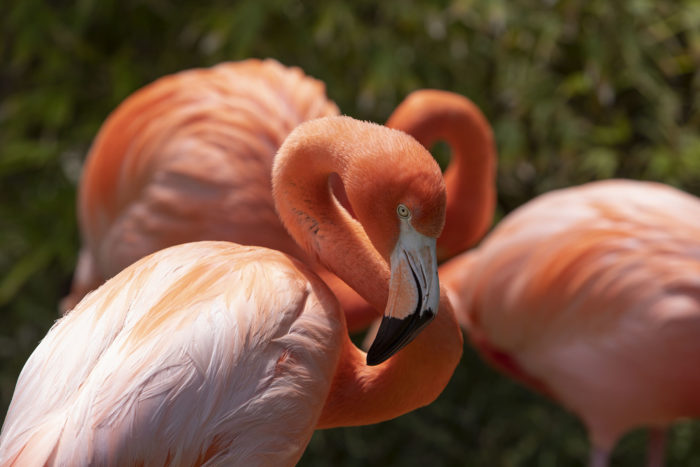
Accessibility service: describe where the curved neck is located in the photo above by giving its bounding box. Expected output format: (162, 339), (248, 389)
(317, 293), (462, 428)
(273, 118), (392, 312)
(273, 116), (463, 427)
(387, 90), (497, 261)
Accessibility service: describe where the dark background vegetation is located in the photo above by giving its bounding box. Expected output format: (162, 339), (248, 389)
(2, 0), (700, 465)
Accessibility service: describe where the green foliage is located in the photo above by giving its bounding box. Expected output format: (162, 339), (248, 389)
(2, 0), (700, 465)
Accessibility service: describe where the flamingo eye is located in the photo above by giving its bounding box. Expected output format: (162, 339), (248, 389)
(397, 204), (411, 219)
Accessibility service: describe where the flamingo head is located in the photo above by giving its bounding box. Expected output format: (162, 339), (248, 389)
(342, 124), (447, 365)
(273, 116), (447, 365)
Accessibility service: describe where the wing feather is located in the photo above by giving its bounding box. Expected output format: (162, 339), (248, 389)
(0, 242), (343, 466)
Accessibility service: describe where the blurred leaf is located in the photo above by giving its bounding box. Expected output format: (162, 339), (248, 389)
(0, 244), (52, 306)
(581, 147), (619, 178)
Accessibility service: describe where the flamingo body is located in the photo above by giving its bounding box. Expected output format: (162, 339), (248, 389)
(443, 179), (700, 452)
(63, 59), (340, 311)
(1, 242), (343, 466)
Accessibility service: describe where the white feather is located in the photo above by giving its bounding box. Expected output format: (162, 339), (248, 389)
(0, 241), (344, 466)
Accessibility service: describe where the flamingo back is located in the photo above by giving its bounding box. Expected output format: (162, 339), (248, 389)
(1, 242), (344, 466)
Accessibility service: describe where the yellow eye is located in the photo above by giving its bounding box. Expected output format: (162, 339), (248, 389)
(397, 204), (411, 219)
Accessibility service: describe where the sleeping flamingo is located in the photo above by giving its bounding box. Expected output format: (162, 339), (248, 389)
(60, 58), (371, 327)
(0, 116), (463, 465)
(386, 91), (700, 465)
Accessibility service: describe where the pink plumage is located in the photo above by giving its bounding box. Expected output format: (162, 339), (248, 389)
(442, 179), (700, 465)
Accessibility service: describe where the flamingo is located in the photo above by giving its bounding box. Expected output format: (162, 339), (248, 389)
(440, 179), (700, 466)
(0, 116), (463, 465)
(385, 91), (700, 465)
(60, 58), (371, 329)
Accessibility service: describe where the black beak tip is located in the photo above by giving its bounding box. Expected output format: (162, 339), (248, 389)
(365, 308), (435, 366)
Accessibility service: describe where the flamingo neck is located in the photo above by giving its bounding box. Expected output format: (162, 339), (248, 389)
(273, 117), (391, 312)
(273, 116), (463, 428)
(316, 293), (463, 428)
(314, 269), (377, 333)
(387, 90), (497, 260)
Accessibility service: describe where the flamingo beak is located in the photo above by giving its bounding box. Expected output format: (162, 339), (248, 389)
(366, 222), (440, 365)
